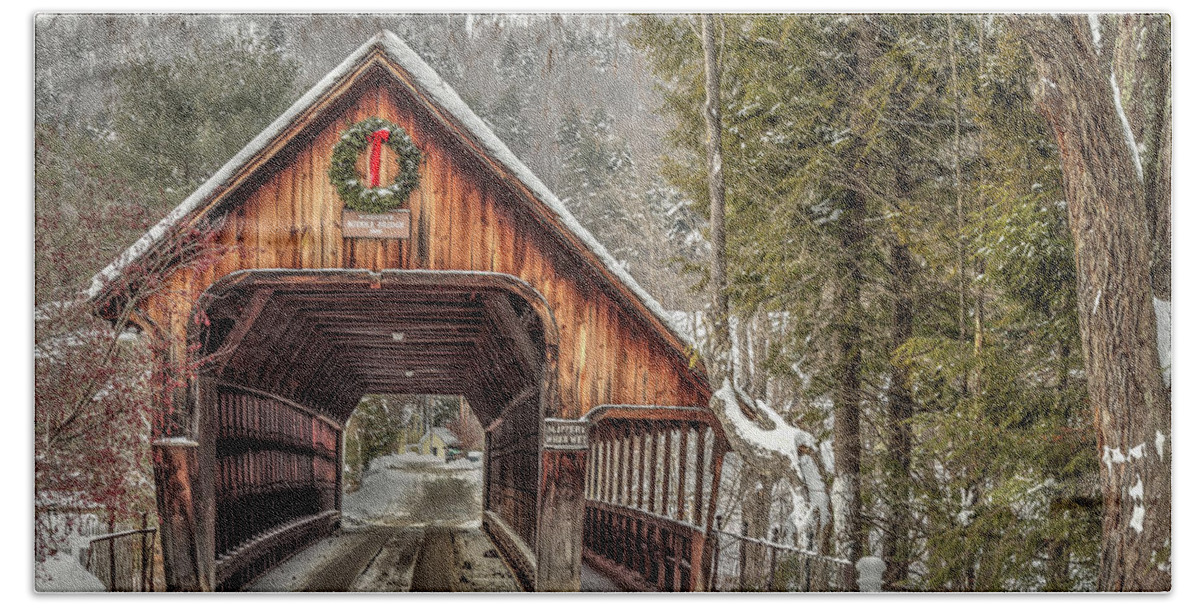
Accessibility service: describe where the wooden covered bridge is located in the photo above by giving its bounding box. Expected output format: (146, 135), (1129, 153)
(89, 31), (731, 592)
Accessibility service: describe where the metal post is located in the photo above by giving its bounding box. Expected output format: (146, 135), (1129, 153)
(709, 515), (723, 591)
(140, 512), (150, 592)
(149, 531), (156, 592)
(107, 513), (117, 591)
(738, 520), (748, 590)
(767, 527), (779, 591)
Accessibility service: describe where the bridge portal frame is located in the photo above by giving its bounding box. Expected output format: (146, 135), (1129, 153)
(150, 269), (587, 591)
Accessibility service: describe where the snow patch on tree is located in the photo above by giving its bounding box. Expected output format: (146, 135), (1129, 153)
(1109, 72), (1144, 183)
(1154, 297), (1170, 386)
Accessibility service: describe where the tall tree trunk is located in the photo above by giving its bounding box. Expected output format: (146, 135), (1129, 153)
(949, 15), (968, 382)
(832, 187), (867, 589)
(1014, 14), (1170, 591)
(1116, 15), (1171, 299)
(971, 17), (988, 394)
(881, 135), (917, 589)
(751, 310), (769, 401)
(829, 20), (873, 590)
(701, 14), (731, 382)
(737, 311), (751, 389)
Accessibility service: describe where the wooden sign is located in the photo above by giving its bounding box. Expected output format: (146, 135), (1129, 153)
(543, 418), (589, 450)
(342, 209), (411, 239)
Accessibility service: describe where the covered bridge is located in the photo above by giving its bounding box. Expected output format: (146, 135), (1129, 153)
(89, 31), (728, 591)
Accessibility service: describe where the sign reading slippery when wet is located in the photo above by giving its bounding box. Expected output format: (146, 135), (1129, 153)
(342, 209), (412, 239)
(543, 419), (588, 451)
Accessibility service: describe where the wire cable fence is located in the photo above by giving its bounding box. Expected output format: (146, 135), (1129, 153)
(707, 521), (853, 592)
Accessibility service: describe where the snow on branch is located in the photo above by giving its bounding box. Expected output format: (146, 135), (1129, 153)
(710, 378), (831, 536)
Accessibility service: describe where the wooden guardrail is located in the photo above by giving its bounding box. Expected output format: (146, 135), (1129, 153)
(580, 405), (728, 591)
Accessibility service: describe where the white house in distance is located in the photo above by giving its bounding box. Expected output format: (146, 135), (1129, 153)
(417, 426), (461, 460)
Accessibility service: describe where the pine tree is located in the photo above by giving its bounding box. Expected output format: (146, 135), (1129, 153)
(110, 29), (299, 192)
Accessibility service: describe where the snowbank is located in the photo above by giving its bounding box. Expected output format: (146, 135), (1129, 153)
(343, 453), (482, 526)
(373, 453), (444, 468)
(35, 554), (106, 592)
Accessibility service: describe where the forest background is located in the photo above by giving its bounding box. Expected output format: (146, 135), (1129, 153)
(19, 6), (1192, 599)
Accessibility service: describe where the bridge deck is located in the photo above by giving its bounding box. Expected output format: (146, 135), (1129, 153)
(246, 525), (522, 592)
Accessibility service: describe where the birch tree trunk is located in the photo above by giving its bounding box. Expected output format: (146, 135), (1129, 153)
(1013, 14), (1170, 591)
(701, 14), (731, 382)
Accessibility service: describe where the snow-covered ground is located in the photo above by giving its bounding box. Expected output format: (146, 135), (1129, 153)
(342, 453), (483, 528)
(35, 554), (106, 592)
(35, 512), (108, 592)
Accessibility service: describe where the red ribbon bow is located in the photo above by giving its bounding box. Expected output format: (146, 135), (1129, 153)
(368, 128), (391, 188)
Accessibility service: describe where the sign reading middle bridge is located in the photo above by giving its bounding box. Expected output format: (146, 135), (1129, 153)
(342, 209), (412, 239)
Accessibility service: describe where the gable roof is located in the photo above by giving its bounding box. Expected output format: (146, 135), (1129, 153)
(87, 30), (702, 368)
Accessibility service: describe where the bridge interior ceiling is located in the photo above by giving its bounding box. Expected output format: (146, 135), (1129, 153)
(198, 274), (545, 424)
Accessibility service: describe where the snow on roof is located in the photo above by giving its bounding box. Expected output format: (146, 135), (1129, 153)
(87, 30), (701, 363)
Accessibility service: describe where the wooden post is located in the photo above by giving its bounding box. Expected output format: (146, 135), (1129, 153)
(659, 430), (672, 517)
(152, 438), (202, 591)
(676, 428), (689, 521)
(691, 426), (706, 524)
(535, 447), (587, 591)
(194, 376), (217, 591)
(636, 426), (647, 509)
(700, 445), (726, 589)
(646, 426), (659, 513)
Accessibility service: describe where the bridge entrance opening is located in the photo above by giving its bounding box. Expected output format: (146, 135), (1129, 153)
(171, 269), (560, 590)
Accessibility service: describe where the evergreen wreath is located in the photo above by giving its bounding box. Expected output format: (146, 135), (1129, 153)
(328, 117), (423, 213)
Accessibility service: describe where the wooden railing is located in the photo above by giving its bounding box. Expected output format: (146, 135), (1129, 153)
(584, 501), (701, 591)
(214, 510), (340, 591)
(581, 406), (727, 591)
(210, 383), (342, 589)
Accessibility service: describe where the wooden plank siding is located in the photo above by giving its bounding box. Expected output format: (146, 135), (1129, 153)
(139, 70), (710, 420)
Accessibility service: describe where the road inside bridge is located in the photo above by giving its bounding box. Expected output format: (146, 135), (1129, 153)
(247, 452), (621, 592)
(247, 524), (521, 592)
